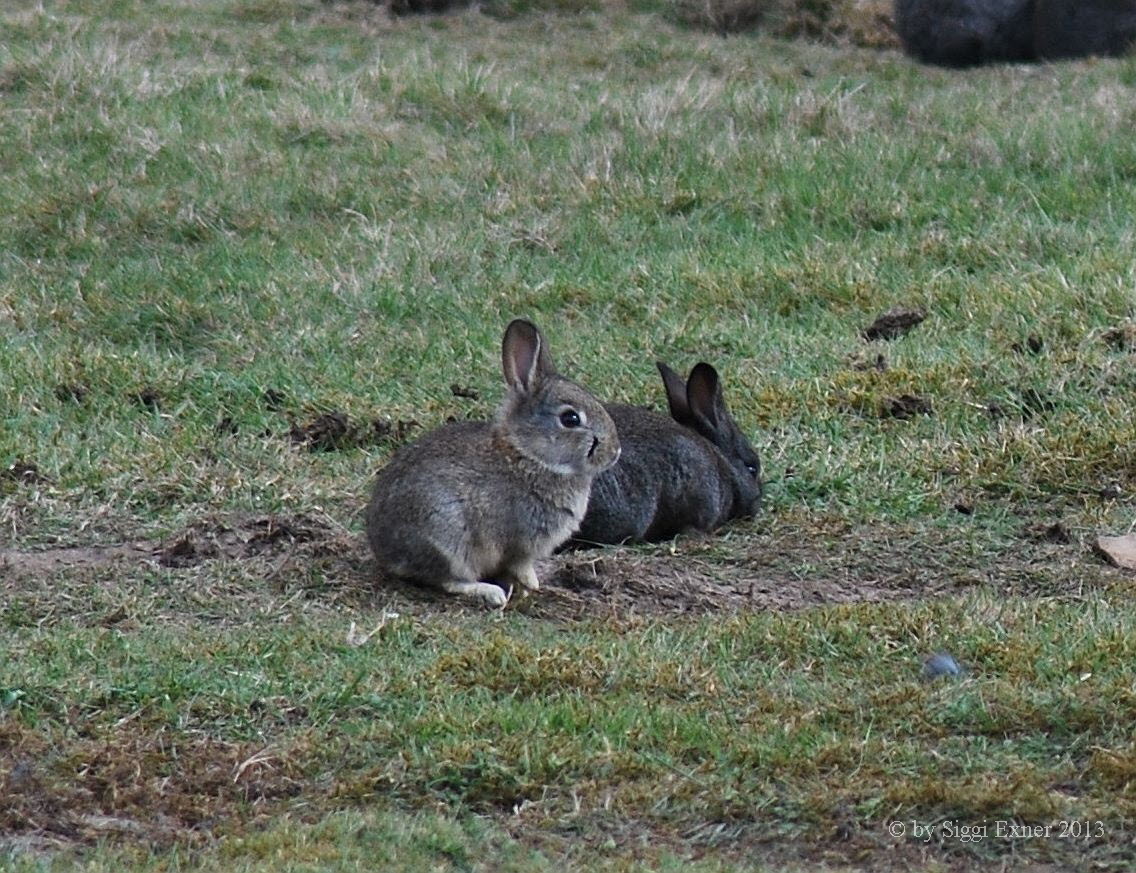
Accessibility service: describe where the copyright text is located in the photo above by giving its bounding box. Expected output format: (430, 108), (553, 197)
(887, 819), (1107, 844)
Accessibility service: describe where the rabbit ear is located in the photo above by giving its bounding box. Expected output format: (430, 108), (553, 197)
(686, 362), (724, 431)
(657, 361), (694, 426)
(502, 319), (555, 393)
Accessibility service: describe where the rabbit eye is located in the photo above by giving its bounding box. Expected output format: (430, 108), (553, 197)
(745, 464), (759, 478)
(558, 409), (582, 428)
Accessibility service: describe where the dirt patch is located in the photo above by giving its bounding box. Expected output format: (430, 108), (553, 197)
(1102, 322), (1136, 350)
(450, 383), (480, 400)
(288, 411), (420, 452)
(881, 393), (933, 419)
(155, 515), (330, 568)
(0, 542), (156, 575)
(1, 461), (51, 487)
(0, 719), (305, 851)
(1, 514), (1120, 622)
(524, 519), (1069, 621)
(861, 307), (926, 342)
(0, 514), (338, 577)
(262, 388), (288, 411)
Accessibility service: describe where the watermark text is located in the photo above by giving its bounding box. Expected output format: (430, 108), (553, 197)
(888, 819), (1108, 844)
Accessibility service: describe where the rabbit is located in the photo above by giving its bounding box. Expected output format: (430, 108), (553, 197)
(366, 319), (620, 607)
(894, 0), (1037, 67)
(1034, 0), (1136, 60)
(573, 361), (762, 546)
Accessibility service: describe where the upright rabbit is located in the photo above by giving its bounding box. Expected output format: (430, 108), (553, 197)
(573, 361), (761, 545)
(366, 319), (620, 606)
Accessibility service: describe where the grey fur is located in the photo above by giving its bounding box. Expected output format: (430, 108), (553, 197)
(895, 0), (1136, 66)
(894, 0), (1036, 67)
(1034, 0), (1136, 59)
(366, 320), (620, 606)
(574, 361), (762, 545)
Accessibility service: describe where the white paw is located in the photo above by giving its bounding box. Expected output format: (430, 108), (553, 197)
(474, 582), (509, 608)
(517, 566), (540, 591)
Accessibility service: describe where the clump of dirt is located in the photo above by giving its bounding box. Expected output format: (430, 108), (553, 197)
(1027, 521), (1072, 544)
(389, 0), (473, 15)
(862, 307), (927, 341)
(288, 412), (419, 452)
(1, 461), (50, 487)
(214, 415), (239, 436)
(839, 391), (933, 420)
(156, 515), (332, 568)
(261, 388), (288, 411)
(881, 393), (932, 419)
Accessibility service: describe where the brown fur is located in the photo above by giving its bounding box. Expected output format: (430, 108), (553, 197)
(366, 320), (619, 606)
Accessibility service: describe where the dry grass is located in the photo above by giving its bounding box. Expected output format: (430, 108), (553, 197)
(665, 0), (897, 44)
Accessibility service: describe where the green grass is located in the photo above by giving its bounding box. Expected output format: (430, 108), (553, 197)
(2, 0), (1136, 870)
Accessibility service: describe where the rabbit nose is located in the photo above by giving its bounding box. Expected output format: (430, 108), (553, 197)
(587, 436), (599, 459)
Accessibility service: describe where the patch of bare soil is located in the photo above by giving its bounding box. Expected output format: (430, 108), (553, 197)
(0, 719), (305, 852)
(288, 411), (419, 452)
(880, 393), (932, 419)
(862, 307), (926, 341)
(1, 461), (51, 488)
(523, 517), (1117, 621)
(0, 514), (337, 577)
(154, 515), (330, 568)
(1, 514), (1123, 623)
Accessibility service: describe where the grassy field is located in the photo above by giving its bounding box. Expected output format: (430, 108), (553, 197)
(3, 0), (1136, 870)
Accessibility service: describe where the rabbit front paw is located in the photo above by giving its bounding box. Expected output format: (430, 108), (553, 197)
(442, 580), (510, 608)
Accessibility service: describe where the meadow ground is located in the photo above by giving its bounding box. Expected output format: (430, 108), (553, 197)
(2, 1), (1136, 870)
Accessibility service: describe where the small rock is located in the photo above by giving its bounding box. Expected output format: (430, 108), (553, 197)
(923, 652), (964, 680)
(1094, 534), (1136, 570)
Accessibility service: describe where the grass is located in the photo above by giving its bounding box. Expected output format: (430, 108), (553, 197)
(2, 0), (1136, 870)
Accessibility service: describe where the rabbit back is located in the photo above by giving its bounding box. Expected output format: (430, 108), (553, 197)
(574, 362), (761, 546)
(576, 404), (737, 544)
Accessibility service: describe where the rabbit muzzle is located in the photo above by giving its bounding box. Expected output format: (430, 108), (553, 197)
(588, 436), (620, 471)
